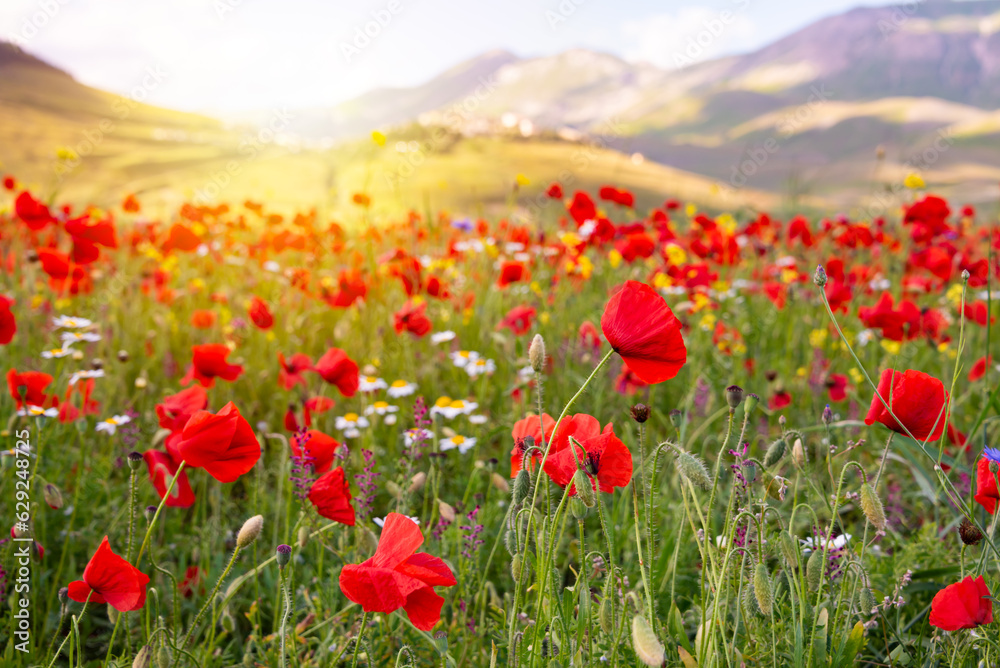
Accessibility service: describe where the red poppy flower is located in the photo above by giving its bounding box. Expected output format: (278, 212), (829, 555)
(544, 421), (632, 495)
(497, 261), (528, 288)
(2, 176), (14, 190)
(311, 348), (359, 397)
(190, 310), (216, 329)
(964, 301), (995, 327)
(929, 575), (993, 631)
(769, 391), (792, 411)
(67, 536), (150, 611)
(122, 194), (141, 213)
(163, 223), (201, 253)
(498, 305), (536, 335)
(15, 191), (55, 230)
(155, 385), (208, 457)
(601, 280), (687, 384)
(7, 369), (54, 409)
(291, 429), (341, 473)
(143, 450), (196, 507)
(546, 183), (563, 199)
(510, 413), (556, 477)
(338, 513), (456, 630)
(180, 344), (243, 388)
(970, 355), (993, 382)
(0, 296), (14, 345)
(578, 320), (602, 352)
(975, 456), (1000, 514)
(394, 300), (432, 337)
(248, 296), (274, 329)
(175, 402), (261, 483)
(825, 374), (849, 402)
(308, 466), (355, 525)
(179, 566), (202, 598)
(278, 352), (312, 390)
(304, 395), (336, 426)
(568, 191), (596, 225)
(864, 369), (950, 442)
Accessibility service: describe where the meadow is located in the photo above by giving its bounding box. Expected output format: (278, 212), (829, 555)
(0, 164), (997, 668)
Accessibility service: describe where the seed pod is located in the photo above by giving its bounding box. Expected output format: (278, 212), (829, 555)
(859, 483), (886, 530)
(753, 563), (772, 616)
(512, 469), (531, 505)
(960, 519), (984, 546)
(763, 438), (786, 467)
(630, 403), (650, 423)
(236, 515), (264, 549)
(744, 393), (760, 415)
(726, 385), (744, 409)
(573, 469), (596, 508)
(806, 550), (823, 592)
(529, 334), (546, 373)
(676, 450), (712, 490)
(631, 615), (664, 666)
(859, 587), (877, 615)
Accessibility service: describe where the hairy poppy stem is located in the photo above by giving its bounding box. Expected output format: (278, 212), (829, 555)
(351, 610), (371, 668)
(182, 545), (242, 649)
(134, 461), (187, 567)
(45, 594), (91, 668)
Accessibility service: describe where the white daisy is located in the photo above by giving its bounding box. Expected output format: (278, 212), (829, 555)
(450, 350), (479, 368)
(465, 358), (496, 378)
(335, 413), (370, 436)
(365, 401), (399, 420)
(404, 428), (432, 447)
(96, 415), (131, 434)
(41, 347), (75, 359)
(60, 330), (101, 345)
(263, 260), (281, 273)
(431, 330), (456, 345)
(800, 533), (851, 555)
(69, 369), (105, 386)
(18, 405), (58, 418)
(358, 376), (388, 393)
(517, 365), (535, 381)
(468, 414), (488, 425)
(373, 515), (420, 528)
(387, 379), (418, 398)
(52, 315), (93, 329)
(440, 435), (477, 455)
(430, 397), (478, 420)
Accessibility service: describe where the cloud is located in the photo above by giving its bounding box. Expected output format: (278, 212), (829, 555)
(621, 5), (756, 70)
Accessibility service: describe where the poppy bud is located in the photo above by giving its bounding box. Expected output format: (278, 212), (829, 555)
(669, 409), (683, 428)
(753, 563), (772, 616)
(108, 606), (119, 625)
(144, 505), (157, 523)
(236, 515), (264, 549)
(570, 496), (589, 520)
(792, 438), (806, 467)
(504, 529), (517, 556)
(133, 645), (153, 668)
(529, 334), (546, 373)
(763, 438), (786, 468)
(960, 519), (983, 546)
(512, 553), (522, 580)
(408, 472), (427, 494)
(276, 544), (292, 568)
(813, 265), (827, 287)
(806, 550), (823, 592)
(991, 461), (999, 475)
(573, 470), (596, 509)
(631, 615), (664, 666)
(744, 393), (759, 415)
(512, 469), (531, 505)
(676, 450), (712, 491)
(599, 577), (617, 635)
(859, 483), (886, 530)
(779, 531), (798, 568)
(298, 525), (309, 548)
(858, 587), (877, 615)
(156, 645), (172, 668)
(725, 385), (744, 409)
(439, 500), (456, 523)
(630, 404), (650, 423)
(12, 522), (30, 539)
(44, 483), (63, 510)
(491, 472), (510, 493)
(127, 451), (144, 471)
(778, 415), (786, 428)
(117, 350), (130, 362)
(742, 578), (761, 616)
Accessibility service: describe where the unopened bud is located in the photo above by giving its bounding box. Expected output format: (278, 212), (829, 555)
(962, 269), (971, 282)
(573, 470), (596, 508)
(298, 525), (309, 548)
(599, 577), (617, 635)
(725, 385), (744, 409)
(859, 483), (886, 530)
(132, 645), (153, 668)
(236, 515), (264, 549)
(408, 471), (427, 494)
(512, 469), (531, 505)
(822, 404), (833, 425)
(676, 450), (712, 490)
(753, 563), (772, 616)
(631, 615), (665, 666)
(858, 587), (877, 615)
(44, 483), (64, 510)
(792, 438), (806, 467)
(806, 550), (823, 592)
(529, 334), (546, 373)
(276, 544), (292, 568)
(779, 531), (798, 567)
(763, 438), (786, 468)
(512, 553), (522, 580)
(156, 645), (172, 668)
(438, 500), (456, 523)
(491, 472), (510, 493)
(991, 461), (999, 474)
(813, 265), (827, 287)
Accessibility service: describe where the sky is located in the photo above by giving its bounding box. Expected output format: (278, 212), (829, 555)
(0, 0), (897, 115)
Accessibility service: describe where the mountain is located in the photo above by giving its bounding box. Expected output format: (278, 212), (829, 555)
(293, 0), (1000, 208)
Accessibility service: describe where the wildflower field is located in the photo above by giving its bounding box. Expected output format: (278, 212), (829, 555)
(0, 171), (997, 668)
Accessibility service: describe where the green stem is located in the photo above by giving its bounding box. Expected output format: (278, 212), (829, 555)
(351, 611), (371, 668)
(182, 545), (242, 649)
(134, 461), (187, 567)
